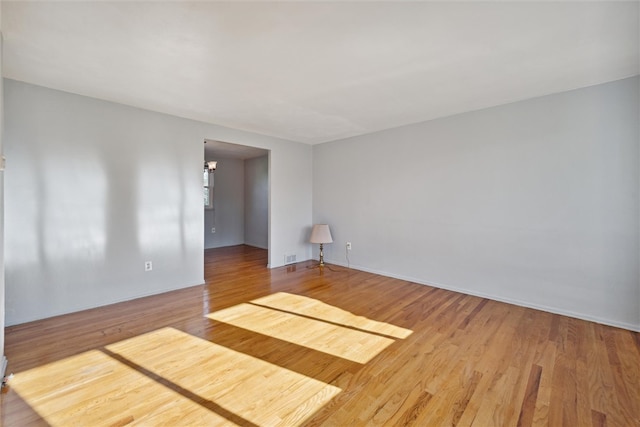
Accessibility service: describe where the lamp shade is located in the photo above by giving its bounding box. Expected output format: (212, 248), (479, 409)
(310, 224), (333, 244)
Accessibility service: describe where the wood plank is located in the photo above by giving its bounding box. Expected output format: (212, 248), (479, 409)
(517, 364), (542, 427)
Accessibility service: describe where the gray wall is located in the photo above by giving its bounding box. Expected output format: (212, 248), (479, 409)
(245, 155), (269, 249)
(4, 79), (312, 325)
(313, 76), (640, 331)
(204, 158), (245, 249)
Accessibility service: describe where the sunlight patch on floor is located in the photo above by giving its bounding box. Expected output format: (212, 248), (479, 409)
(9, 295), (411, 426)
(10, 327), (341, 426)
(207, 294), (411, 364)
(9, 349), (234, 426)
(106, 327), (342, 426)
(252, 292), (413, 339)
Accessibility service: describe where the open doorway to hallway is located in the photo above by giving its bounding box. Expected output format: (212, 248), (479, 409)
(203, 140), (269, 260)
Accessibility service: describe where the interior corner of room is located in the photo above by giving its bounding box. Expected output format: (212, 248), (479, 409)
(1, 67), (639, 333)
(0, 3), (639, 419)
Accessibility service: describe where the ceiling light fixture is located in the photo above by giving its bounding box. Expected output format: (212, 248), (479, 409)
(205, 160), (217, 172)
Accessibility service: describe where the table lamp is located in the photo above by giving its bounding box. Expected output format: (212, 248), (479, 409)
(310, 224), (333, 267)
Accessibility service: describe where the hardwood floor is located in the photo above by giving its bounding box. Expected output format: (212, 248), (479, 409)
(1, 245), (639, 426)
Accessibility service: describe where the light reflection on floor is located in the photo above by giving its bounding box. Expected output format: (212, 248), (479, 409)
(208, 293), (411, 364)
(9, 349), (235, 426)
(251, 292), (413, 339)
(107, 328), (342, 426)
(9, 294), (412, 426)
(10, 328), (341, 426)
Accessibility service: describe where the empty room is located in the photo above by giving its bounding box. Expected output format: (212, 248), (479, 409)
(0, 1), (638, 426)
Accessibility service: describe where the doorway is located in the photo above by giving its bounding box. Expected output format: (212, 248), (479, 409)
(203, 140), (269, 256)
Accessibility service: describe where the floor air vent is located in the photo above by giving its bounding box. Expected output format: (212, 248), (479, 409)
(284, 254), (297, 265)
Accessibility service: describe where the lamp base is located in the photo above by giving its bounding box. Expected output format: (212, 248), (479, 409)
(307, 243), (341, 271)
(306, 262), (340, 272)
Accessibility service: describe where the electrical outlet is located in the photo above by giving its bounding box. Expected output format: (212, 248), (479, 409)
(144, 261), (153, 271)
(211, 227), (216, 233)
(346, 242), (352, 250)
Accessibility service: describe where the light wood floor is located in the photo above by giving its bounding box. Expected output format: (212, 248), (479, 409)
(1, 245), (639, 426)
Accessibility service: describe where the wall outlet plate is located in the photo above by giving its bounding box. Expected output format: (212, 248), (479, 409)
(346, 242), (352, 250)
(144, 261), (153, 271)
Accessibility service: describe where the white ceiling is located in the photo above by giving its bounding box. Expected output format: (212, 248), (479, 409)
(2, 1), (638, 145)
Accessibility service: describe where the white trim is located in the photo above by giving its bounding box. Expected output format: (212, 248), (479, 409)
(1, 356), (7, 381)
(324, 258), (640, 333)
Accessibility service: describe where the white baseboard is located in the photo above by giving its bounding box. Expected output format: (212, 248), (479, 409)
(324, 258), (640, 332)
